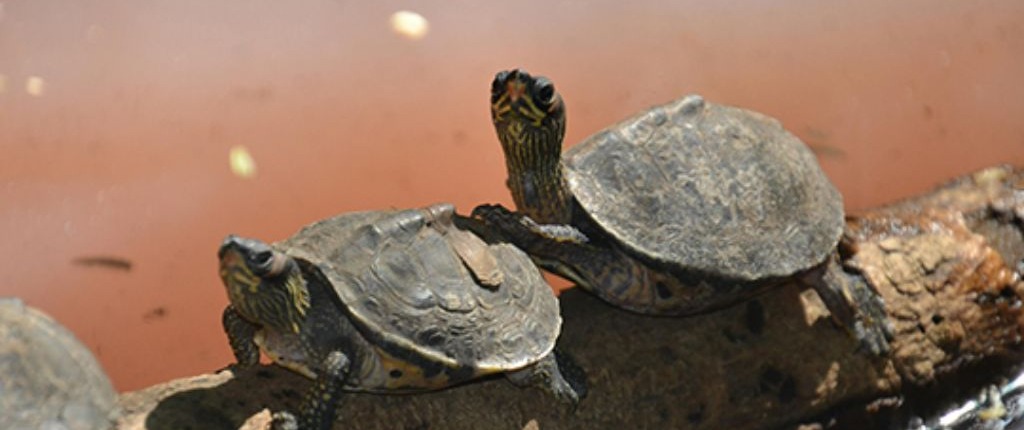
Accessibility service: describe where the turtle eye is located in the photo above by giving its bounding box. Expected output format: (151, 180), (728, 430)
(534, 78), (556, 105)
(251, 251), (274, 269)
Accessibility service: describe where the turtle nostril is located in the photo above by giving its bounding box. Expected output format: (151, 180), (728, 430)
(219, 235), (241, 257)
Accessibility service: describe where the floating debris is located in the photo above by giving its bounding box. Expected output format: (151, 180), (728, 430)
(142, 306), (168, 322)
(72, 256), (133, 272)
(25, 76), (45, 97)
(86, 24), (104, 43)
(390, 10), (429, 40)
(229, 145), (257, 179)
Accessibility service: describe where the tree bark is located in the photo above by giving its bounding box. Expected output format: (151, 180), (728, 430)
(118, 165), (1024, 430)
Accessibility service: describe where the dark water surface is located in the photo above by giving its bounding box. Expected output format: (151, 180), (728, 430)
(2, 1), (1022, 391)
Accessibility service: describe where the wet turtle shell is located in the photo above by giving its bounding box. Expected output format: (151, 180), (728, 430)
(275, 204), (561, 374)
(0, 298), (119, 429)
(564, 94), (843, 281)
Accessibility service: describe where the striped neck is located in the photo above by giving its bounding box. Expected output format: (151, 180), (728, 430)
(498, 122), (573, 225)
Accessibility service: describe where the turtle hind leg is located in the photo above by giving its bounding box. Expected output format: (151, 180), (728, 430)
(506, 348), (588, 409)
(805, 257), (894, 356)
(272, 351), (351, 430)
(223, 306), (260, 367)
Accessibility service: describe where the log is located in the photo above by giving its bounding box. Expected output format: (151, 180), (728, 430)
(118, 166), (1024, 430)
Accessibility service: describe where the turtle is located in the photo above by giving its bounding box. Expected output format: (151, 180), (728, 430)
(218, 203), (585, 430)
(0, 298), (119, 430)
(472, 69), (891, 353)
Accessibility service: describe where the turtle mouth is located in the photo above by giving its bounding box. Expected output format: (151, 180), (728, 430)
(217, 235), (238, 259)
(219, 246), (261, 295)
(491, 69), (540, 125)
(506, 76), (527, 103)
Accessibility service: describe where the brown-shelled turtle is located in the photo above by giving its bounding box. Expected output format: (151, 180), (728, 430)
(0, 298), (119, 430)
(218, 203), (585, 430)
(473, 69), (890, 353)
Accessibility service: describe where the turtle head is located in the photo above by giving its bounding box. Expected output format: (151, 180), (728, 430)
(218, 235), (310, 334)
(491, 69), (566, 163)
(490, 69), (573, 223)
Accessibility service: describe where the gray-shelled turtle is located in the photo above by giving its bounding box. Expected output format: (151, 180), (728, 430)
(219, 203), (584, 430)
(0, 298), (119, 430)
(474, 69), (889, 353)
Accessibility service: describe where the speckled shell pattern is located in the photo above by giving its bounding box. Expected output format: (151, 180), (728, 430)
(565, 94), (844, 281)
(276, 208), (561, 372)
(0, 298), (118, 429)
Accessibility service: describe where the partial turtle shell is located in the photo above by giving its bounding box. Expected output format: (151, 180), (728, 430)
(277, 205), (560, 372)
(564, 94), (843, 281)
(0, 298), (118, 430)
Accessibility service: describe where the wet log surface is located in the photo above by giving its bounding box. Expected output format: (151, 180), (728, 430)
(119, 166), (1024, 430)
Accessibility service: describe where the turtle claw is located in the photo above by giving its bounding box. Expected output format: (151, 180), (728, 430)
(470, 204), (518, 227)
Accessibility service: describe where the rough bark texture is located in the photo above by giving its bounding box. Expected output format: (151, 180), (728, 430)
(118, 166), (1024, 430)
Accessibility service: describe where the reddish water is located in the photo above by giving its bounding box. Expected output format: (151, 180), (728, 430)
(2, 1), (1022, 391)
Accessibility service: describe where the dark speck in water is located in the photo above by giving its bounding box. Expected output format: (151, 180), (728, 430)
(143, 306), (168, 322)
(72, 256), (133, 272)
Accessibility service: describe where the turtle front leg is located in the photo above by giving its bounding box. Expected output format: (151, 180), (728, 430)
(803, 257), (893, 356)
(473, 203), (673, 313)
(506, 349), (587, 410)
(471, 204), (589, 246)
(223, 305), (260, 367)
(271, 351), (351, 430)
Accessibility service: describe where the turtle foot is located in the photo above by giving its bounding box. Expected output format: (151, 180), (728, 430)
(810, 259), (894, 356)
(507, 350), (587, 411)
(471, 204), (588, 247)
(553, 348), (589, 407)
(847, 283), (894, 356)
(284, 351), (350, 430)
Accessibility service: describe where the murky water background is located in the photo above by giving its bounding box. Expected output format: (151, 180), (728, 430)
(2, 1), (1022, 391)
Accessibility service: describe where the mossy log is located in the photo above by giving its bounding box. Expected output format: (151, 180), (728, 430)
(118, 166), (1024, 430)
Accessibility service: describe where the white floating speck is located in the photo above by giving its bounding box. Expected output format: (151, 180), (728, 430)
(86, 24), (104, 43)
(390, 10), (429, 40)
(26, 76), (45, 96)
(229, 145), (258, 179)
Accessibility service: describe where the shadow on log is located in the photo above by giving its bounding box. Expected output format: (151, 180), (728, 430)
(119, 166), (1024, 430)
